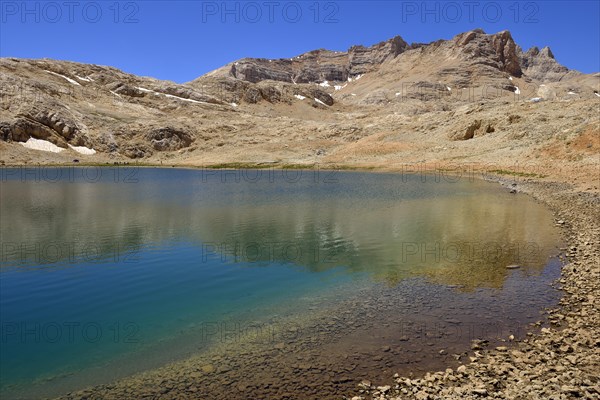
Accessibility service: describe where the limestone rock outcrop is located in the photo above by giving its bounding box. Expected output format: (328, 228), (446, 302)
(519, 46), (574, 81)
(145, 127), (194, 151)
(204, 36), (411, 85)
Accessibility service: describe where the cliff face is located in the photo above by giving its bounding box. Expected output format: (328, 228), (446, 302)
(199, 29), (568, 86)
(205, 35), (411, 85)
(453, 29), (522, 77)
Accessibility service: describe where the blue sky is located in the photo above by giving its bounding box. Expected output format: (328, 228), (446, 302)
(1, 1), (599, 83)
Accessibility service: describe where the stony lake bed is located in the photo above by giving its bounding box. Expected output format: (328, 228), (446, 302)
(351, 177), (600, 400)
(2, 167), (595, 400)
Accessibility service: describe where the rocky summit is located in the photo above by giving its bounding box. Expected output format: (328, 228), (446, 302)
(1, 28), (598, 169)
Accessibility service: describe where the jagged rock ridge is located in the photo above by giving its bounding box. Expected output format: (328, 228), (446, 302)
(199, 29), (575, 86)
(204, 36), (410, 84)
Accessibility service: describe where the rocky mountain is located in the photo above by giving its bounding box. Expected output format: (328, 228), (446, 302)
(200, 29), (573, 85)
(194, 29), (593, 103)
(0, 29), (598, 170)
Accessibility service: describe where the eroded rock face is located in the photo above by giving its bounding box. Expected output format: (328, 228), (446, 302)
(520, 46), (572, 82)
(1, 106), (88, 147)
(110, 83), (146, 97)
(243, 86), (262, 104)
(145, 127), (194, 151)
(191, 76), (334, 106)
(122, 145), (151, 159)
(97, 132), (119, 153)
(305, 87), (334, 106)
(454, 29), (522, 77)
(491, 31), (522, 77)
(0, 119), (56, 143)
(158, 84), (222, 104)
(25, 108), (81, 141)
(450, 119), (495, 140)
(217, 36), (411, 85)
(348, 36), (410, 75)
(231, 60), (294, 83)
(256, 84), (282, 103)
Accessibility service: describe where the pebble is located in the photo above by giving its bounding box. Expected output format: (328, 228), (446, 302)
(201, 364), (215, 374)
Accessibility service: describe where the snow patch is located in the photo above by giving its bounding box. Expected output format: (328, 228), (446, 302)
(514, 86), (520, 95)
(530, 97), (542, 103)
(351, 93), (356, 96)
(446, 86), (451, 91)
(395, 92), (401, 96)
(568, 91), (577, 95)
(508, 76), (513, 81)
(75, 75), (92, 82)
(20, 138), (64, 153)
(334, 84), (347, 91)
(595, 92), (600, 97)
(294, 94), (306, 100)
(69, 144), (96, 155)
(164, 93), (202, 103)
(45, 70), (81, 86)
(319, 81), (330, 87)
(314, 98), (327, 106)
(137, 87), (204, 104)
(230, 102), (238, 107)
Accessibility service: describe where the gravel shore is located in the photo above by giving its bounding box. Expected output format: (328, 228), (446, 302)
(351, 179), (600, 400)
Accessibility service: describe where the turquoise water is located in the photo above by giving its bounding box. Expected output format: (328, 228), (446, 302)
(0, 168), (561, 398)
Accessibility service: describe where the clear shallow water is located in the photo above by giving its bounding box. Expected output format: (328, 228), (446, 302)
(0, 168), (561, 398)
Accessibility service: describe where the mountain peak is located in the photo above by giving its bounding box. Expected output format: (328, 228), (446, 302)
(540, 46), (555, 59)
(520, 45), (570, 81)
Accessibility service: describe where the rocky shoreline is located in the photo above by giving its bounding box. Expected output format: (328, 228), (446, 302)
(351, 178), (599, 399)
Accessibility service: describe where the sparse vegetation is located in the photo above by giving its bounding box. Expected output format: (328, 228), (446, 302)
(489, 169), (546, 178)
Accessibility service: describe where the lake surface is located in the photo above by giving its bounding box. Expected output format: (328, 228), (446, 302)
(0, 167), (562, 399)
